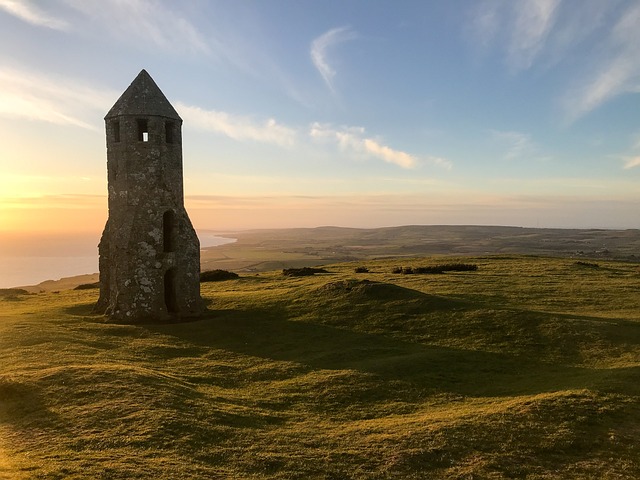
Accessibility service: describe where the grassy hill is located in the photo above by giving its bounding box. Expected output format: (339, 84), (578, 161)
(1, 255), (639, 478)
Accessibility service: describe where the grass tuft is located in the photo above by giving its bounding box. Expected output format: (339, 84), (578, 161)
(200, 269), (239, 282)
(282, 267), (329, 277)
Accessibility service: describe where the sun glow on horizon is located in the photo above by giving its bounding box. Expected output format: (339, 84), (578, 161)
(0, 193), (106, 234)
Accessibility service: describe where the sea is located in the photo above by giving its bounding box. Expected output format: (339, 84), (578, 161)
(0, 232), (236, 289)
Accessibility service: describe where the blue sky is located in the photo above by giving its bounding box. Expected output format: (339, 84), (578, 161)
(0, 0), (639, 234)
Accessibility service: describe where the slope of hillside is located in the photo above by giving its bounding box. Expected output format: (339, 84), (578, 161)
(1, 255), (639, 478)
(201, 226), (640, 273)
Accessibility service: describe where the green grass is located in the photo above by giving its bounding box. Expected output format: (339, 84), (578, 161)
(1, 255), (639, 478)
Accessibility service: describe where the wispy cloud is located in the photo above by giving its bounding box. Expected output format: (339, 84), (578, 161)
(623, 157), (640, 169)
(564, 2), (640, 122)
(176, 102), (296, 147)
(64, 0), (210, 55)
(0, 67), (114, 129)
(469, 1), (500, 52)
(491, 130), (535, 160)
(362, 139), (418, 169)
(310, 123), (451, 170)
(506, 0), (560, 71)
(469, 0), (640, 122)
(310, 26), (357, 92)
(0, 0), (68, 30)
(471, 0), (560, 72)
(542, 0), (610, 67)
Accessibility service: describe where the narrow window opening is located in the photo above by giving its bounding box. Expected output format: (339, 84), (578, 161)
(163, 210), (175, 253)
(164, 269), (178, 314)
(112, 120), (120, 143)
(165, 121), (174, 144)
(137, 119), (149, 142)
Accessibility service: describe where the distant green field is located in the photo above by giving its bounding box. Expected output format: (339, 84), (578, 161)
(1, 256), (639, 478)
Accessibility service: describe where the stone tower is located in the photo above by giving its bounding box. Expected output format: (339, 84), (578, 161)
(95, 69), (203, 322)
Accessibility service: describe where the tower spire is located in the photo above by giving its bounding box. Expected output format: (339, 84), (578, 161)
(105, 69), (181, 120)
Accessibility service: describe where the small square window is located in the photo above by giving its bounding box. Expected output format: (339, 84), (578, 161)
(137, 119), (149, 142)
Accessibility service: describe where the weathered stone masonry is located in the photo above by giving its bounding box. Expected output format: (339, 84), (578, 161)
(95, 69), (203, 322)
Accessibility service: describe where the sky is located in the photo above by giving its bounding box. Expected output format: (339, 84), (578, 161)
(1, 0), (640, 252)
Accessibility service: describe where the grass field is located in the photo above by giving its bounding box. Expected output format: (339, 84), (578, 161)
(1, 255), (639, 478)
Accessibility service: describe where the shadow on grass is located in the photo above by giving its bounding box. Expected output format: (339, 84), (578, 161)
(0, 378), (61, 428)
(146, 308), (607, 401)
(136, 279), (639, 401)
(64, 302), (99, 316)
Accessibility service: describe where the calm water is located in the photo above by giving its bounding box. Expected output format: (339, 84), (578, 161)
(0, 234), (236, 289)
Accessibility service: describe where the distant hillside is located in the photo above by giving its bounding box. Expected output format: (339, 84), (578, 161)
(201, 225), (640, 273)
(18, 273), (100, 293)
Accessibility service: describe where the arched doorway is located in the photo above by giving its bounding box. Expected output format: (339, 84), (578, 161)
(164, 269), (178, 314)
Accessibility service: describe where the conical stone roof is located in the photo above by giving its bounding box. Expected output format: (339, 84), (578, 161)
(105, 69), (181, 120)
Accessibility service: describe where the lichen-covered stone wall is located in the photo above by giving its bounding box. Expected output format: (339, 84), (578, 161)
(95, 70), (203, 322)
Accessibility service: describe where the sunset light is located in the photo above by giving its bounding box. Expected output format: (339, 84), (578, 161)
(0, 0), (639, 282)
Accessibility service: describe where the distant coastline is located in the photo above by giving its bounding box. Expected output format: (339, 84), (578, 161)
(199, 233), (237, 249)
(1, 234), (236, 289)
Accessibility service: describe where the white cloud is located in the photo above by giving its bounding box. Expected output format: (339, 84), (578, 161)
(471, 0), (560, 72)
(542, 0), (610, 67)
(565, 2), (640, 122)
(469, 1), (636, 122)
(0, 0), (68, 30)
(425, 155), (452, 170)
(623, 157), (640, 169)
(469, 1), (500, 51)
(310, 26), (356, 92)
(309, 123), (451, 170)
(506, 0), (560, 71)
(361, 139), (416, 169)
(64, 0), (210, 55)
(471, 1), (640, 120)
(491, 130), (535, 160)
(176, 102), (296, 147)
(0, 67), (114, 129)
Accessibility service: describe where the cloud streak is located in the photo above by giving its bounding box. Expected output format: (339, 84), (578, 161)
(0, 67), (114, 129)
(491, 130), (535, 160)
(623, 157), (640, 169)
(0, 0), (68, 30)
(310, 123), (451, 170)
(565, 2), (640, 122)
(506, 0), (560, 71)
(472, 1), (640, 122)
(64, 0), (210, 55)
(310, 26), (356, 92)
(471, 0), (560, 72)
(176, 102), (296, 147)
